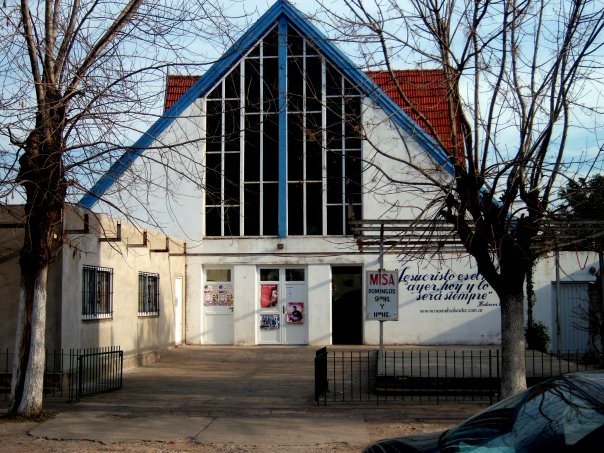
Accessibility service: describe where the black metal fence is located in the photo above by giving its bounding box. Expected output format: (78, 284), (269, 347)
(69, 346), (123, 402)
(1, 346), (123, 402)
(1, 348), (65, 399)
(315, 348), (604, 405)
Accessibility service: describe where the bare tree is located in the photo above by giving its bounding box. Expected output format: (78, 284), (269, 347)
(321, 0), (604, 397)
(0, 0), (240, 417)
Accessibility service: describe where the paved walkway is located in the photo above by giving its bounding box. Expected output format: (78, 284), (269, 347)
(2, 345), (487, 450)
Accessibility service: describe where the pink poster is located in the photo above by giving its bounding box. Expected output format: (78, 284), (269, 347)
(204, 283), (233, 307)
(260, 284), (279, 308)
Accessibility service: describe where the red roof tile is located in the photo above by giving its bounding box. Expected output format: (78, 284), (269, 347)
(165, 70), (462, 158)
(366, 70), (462, 157)
(164, 75), (198, 110)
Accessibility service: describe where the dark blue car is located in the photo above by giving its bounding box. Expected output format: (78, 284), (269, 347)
(364, 371), (604, 452)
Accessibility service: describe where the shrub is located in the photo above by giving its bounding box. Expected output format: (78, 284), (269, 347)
(526, 320), (550, 353)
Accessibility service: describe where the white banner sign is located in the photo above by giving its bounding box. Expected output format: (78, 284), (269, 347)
(366, 270), (398, 321)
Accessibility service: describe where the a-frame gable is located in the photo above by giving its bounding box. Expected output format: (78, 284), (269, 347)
(79, 0), (452, 209)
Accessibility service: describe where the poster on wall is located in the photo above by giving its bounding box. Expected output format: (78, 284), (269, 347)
(260, 284), (279, 308)
(260, 314), (280, 329)
(203, 283), (234, 307)
(287, 302), (304, 324)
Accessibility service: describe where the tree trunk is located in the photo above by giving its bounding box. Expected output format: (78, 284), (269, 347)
(500, 291), (527, 398)
(10, 121), (65, 416)
(9, 267), (48, 417)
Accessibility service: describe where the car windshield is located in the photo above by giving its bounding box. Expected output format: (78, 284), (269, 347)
(439, 375), (604, 452)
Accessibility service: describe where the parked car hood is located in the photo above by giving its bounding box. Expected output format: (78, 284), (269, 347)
(364, 430), (444, 453)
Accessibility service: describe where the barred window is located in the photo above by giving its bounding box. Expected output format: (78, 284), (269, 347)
(82, 266), (113, 319)
(139, 272), (160, 316)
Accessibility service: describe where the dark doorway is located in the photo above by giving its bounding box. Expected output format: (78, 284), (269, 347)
(332, 266), (363, 344)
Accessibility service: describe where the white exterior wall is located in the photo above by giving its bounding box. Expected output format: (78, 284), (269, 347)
(374, 256), (500, 344)
(361, 99), (452, 220)
(185, 256), (203, 345)
(307, 264), (332, 344)
(233, 264), (258, 345)
(98, 99), (206, 250)
(60, 209), (186, 367)
(185, 246), (502, 346)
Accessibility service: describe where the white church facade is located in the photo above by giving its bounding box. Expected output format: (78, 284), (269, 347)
(1, 1), (593, 359)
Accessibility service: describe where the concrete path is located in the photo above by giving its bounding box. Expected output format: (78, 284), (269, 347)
(5, 346), (486, 450)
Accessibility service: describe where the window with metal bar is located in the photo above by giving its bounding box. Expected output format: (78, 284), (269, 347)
(82, 265), (113, 319)
(138, 272), (160, 316)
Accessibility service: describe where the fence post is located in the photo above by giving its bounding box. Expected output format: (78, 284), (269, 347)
(314, 347), (328, 405)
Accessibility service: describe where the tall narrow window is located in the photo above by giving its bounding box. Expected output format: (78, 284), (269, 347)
(138, 272), (160, 316)
(82, 266), (113, 319)
(205, 67), (241, 236)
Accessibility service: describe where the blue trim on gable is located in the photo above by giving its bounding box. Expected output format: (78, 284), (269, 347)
(80, 0), (453, 210)
(278, 16), (288, 239)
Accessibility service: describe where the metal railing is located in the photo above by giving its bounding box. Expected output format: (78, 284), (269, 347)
(1, 346), (123, 402)
(69, 346), (123, 402)
(1, 348), (64, 399)
(315, 348), (604, 405)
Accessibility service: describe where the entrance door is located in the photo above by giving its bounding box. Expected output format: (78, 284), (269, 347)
(258, 267), (307, 345)
(174, 276), (183, 345)
(332, 266), (363, 344)
(203, 268), (234, 344)
(555, 282), (591, 352)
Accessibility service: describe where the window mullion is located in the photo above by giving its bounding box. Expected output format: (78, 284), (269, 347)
(109, 268), (113, 316)
(260, 41), (265, 235)
(221, 81), (226, 237)
(302, 39), (307, 236)
(240, 61), (245, 236)
(277, 16), (287, 238)
(94, 269), (99, 316)
(321, 56), (327, 236)
(341, 80), (346, 234)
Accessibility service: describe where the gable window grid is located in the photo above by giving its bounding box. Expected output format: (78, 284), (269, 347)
(203, 24), (362, 238)
(242, 28), (280, 236)
(325, 68), (362, 236)
(287, 33), (322, 235)
(205, 69), (242, 237)
(138, 272), (160, 316)
(82, 265), (113, 320)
